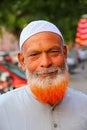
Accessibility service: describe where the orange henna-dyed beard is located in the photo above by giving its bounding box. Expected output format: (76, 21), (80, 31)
(30, 80), (68, 105)
(25, 67), (69, 105)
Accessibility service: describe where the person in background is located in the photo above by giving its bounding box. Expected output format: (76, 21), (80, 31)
(3, 54), (13, 63)
(3, 76), (15, 93)
(0, 72), (9, 94)
(0, 20), (87, 130)
(77, 46), (87, 70)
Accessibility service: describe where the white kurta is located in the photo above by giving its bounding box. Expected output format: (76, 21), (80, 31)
(0, 86), (87, 130)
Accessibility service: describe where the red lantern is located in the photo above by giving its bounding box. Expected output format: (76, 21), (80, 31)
(75, 14), (87, 46)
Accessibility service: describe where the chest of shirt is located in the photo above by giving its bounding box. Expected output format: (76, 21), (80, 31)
(22, 106), (87, 130)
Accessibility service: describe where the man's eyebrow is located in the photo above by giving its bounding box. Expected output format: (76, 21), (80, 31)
(47, 46), (61, 51)
(26, 50), (41, 54)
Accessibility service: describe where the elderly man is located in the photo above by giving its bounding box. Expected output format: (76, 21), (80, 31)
(0, 20), (87, 130)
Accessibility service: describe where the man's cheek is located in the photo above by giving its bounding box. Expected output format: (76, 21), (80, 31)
(53, 58), (65, 67)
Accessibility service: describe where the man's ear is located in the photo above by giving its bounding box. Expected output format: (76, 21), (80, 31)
(63, 46), (67, 59)
(17, 52), (26, 71)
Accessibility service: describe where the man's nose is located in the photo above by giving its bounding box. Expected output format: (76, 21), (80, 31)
(40, 53), (52, 68)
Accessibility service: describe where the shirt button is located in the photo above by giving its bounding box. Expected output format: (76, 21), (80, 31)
(54, 123), (57, 128)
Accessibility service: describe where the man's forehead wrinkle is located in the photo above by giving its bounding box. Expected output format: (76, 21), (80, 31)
(24, 44), (62, 54)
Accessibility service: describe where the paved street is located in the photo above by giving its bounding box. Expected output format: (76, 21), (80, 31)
(69, 62), (87, 95)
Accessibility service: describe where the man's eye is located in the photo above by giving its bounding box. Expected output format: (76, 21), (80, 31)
(52, 50), (59, 52)
(30, 53), (38, 56)
(51, 50), (61, 53)
(30, 52), (40, 56)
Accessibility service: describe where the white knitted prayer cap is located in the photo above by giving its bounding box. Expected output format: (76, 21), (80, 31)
(19, 20), (65, 50)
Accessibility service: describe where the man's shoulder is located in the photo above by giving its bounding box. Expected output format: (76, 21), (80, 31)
(65, 88), (87, 104)
(59, 88), (87, 113)
(67, 88), (87, 98)
(0, 86), (27, 106)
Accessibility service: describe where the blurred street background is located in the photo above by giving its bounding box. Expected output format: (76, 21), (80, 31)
(70, 61), (87, 94)
(0, 0), (87, 94)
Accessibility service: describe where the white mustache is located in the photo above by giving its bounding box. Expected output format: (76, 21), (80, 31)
(35, 67), (65, 75)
